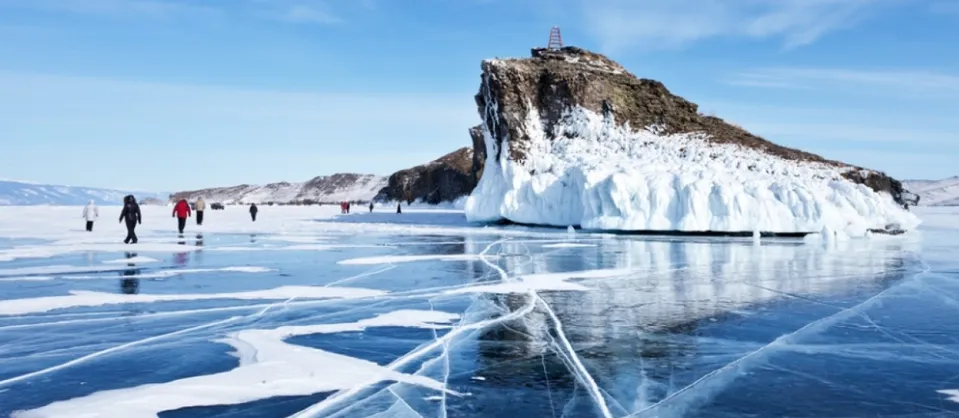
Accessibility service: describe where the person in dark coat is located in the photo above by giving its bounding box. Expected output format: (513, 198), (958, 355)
(396, 202), (401, 214)
(369, 202), (374, 212)
(249, 203), (258, 222)
(172, 199), (191, 234)
(118, 195), (142, 244)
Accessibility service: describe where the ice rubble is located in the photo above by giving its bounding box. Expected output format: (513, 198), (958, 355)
(465, 105), (920, 238)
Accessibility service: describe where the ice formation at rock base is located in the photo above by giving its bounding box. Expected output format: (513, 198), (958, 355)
(466, 103), (920, 238)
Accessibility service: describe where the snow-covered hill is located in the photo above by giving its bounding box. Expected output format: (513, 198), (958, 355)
(903, 176), (959, 206)
(465, 47), (918, 237)
(0, 180), (166, 206)
(171, 173), (387, 204)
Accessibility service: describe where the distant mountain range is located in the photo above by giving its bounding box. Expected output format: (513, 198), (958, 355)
(169, 173), (387, 204)
(0, 180), (167, 206)
(903, 176), (959, 206)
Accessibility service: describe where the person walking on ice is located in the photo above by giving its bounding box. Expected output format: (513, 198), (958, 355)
(119, 195), (141, 244)
(172, 199), (192, 234)
(249, 203), (258, 222)
(82, 200), (99, 231)
(195, 197), (206, 226)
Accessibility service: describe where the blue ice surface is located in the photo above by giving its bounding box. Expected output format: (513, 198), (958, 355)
(0, 209), (957, 417)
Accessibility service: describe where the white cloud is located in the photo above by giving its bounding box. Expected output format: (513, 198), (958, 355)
(741, 122), (957, 144)
(283, 4), (341, 24)
(727, 67), (959, 92)
(245, 0), (345, 24)
(576, 0), (907, 52)
(693, 98), (959, 149)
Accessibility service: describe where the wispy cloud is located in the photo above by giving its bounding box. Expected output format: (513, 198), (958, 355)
(928, 1), (959, 15)
(742, 122), (957, 144)
(701, 101), (959, 178)
(245, 0), (345, 24)
(0, 0), (218, 20)
(575, 0), (908, 52)
(694, 97), (959, 148)
(0, 0), (352, 25)
(283, 4), (341, 24)
(727, 67), (959, 93)
(0, 70), (478, 189)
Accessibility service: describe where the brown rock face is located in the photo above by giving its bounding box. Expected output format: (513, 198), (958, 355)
(374, 125), (486, 204)
(475, 46), (912, 207)
(375, 146), (480, 204)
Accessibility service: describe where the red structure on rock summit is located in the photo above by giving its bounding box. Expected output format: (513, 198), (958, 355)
(547, 26), (563, 50)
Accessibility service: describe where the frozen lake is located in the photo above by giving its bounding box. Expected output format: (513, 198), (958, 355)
(0, 204), (957, 417)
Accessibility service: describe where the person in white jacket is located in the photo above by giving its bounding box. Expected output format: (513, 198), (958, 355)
(82, 200), (99, 232)
(195, 197), (206, 226)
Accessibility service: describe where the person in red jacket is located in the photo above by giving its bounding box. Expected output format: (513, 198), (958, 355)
(172, 199), (192, 234)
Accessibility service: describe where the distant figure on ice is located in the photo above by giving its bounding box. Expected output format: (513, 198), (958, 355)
(340, 201), (347, 214)
(396, 202), (402, 214)
(347, 202), (351, 213)
(195, 197), (206, 226)
(369, 202), (374, 212)
(82, 200), (99, 231)
(118, 195), (142, 244)
(172, 199), (192, 234)
(249, 203), (258, 222)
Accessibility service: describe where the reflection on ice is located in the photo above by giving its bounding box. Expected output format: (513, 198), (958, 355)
(102, 256), (158, 264)
(499, 238), (910, 334)
(0, 243), (201, 262)
(466, 236), (924, 416)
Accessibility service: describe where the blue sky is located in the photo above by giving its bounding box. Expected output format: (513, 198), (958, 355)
(1, 0), (957, 192)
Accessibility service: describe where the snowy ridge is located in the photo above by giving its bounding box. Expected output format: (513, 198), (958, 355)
(903, 176), (959, 206)
(465, 100), (919, 237)
(172, 174), (387, 204)
(0, 180), (166, 206)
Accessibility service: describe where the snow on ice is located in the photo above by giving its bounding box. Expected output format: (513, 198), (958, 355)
(13, 310), (461, 418)
(466, 105), (920, 238)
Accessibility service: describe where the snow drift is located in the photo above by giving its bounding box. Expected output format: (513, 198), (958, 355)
(464, 47), (919, 237)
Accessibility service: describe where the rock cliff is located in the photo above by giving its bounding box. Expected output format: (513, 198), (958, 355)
(374, 140), (482, 204)
(466, 46), (919, 235)
(477, 46), (911, 206)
